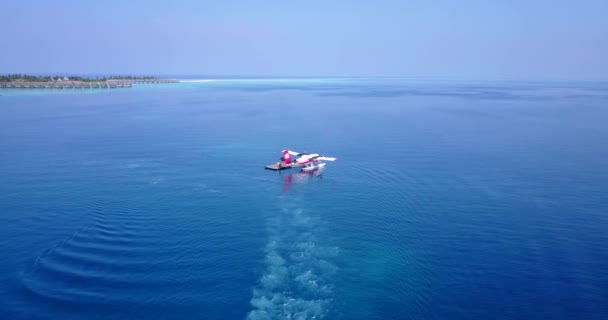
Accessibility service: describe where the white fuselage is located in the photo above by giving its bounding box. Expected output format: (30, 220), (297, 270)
(295, 153), (320, 164)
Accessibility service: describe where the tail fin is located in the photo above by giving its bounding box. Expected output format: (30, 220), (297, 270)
(282, 150), (293, 164)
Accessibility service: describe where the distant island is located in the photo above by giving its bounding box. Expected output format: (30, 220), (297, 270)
(0, 74), (178, 89)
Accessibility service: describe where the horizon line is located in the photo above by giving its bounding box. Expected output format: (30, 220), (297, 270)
(1, 72), (607, 83)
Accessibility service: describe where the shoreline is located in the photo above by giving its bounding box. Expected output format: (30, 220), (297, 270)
(0, 78), (179, 89)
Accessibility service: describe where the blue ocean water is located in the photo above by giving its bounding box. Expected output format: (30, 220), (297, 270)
(1, 79), (607, 320)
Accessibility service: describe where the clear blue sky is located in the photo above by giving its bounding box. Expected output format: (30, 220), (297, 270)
(1, 0), (607, 80)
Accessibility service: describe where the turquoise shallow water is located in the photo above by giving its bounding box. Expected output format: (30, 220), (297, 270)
(1, 79), (607, 319)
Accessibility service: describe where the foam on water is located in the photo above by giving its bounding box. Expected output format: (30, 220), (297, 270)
(248, 203), (338, 320)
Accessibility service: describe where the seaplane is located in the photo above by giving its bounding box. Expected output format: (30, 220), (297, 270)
(265, 149), (338, 172)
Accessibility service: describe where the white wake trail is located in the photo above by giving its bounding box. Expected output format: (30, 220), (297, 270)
(248, 205), (338, 320)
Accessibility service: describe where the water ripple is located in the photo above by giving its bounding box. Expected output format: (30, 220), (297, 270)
(18, 201), (190, 307)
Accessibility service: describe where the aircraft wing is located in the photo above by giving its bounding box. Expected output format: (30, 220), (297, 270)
(286, 150), (301, 156)
(316, 156), (338, 161)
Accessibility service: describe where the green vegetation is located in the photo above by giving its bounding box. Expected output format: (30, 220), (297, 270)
(0, 74), (52, 82)
(0, 74), (158, 82)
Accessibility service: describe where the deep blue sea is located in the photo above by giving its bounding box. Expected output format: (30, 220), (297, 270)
(1, 79), (607, 320)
